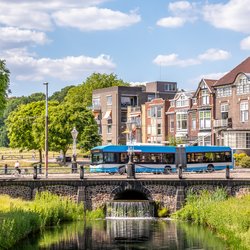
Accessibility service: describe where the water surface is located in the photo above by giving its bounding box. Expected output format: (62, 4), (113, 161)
(13, 219), (231, 250)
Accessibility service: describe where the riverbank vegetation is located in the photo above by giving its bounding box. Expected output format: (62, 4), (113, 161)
(172, 189), (250, 249)
(0, 192), (84, 249)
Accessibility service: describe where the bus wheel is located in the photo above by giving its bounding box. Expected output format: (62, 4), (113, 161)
(164, 166), (172, 174)
(207, 164), (214, 173)
(109, 172), (115, 175)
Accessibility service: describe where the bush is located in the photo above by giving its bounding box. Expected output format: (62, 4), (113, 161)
(239, 155), (250, 168)
(233, 153), (247, 166)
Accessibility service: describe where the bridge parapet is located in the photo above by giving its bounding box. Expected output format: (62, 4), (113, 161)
(0, 179), (249, 212)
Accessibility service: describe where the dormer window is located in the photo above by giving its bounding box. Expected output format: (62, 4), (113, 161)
(176, 95), (188, 107)
(201, 90), (209, 105)
(237, 76), (250, 95)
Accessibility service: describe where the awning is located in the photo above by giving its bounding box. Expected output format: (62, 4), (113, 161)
(129, 113), (140, 117)
(103, 110), (111, 119)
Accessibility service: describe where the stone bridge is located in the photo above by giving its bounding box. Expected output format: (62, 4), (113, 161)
(0, 179), (250, 213)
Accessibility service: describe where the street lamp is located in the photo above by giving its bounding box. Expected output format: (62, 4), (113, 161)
(71, 127), (78, 162)
(126, 120), (135, 179)
(44, 82), (49, 178)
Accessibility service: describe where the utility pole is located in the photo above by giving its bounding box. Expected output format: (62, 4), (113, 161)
(44, 82), (49, 178)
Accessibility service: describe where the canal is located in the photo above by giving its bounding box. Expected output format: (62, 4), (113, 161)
(14, 219), (230, 250)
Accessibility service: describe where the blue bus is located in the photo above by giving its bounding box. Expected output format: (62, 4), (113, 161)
(90, 145), (233, 174)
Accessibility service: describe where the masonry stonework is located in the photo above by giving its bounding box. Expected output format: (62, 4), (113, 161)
(0, 179), (249, 213)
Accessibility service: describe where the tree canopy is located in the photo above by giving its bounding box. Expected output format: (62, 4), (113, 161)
(0, 60), (10, 116)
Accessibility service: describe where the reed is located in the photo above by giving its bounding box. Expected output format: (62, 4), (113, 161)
(0, 192), (84, 249)
(172, 189), (250, 249)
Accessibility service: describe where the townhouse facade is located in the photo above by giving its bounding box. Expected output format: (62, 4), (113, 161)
(213, 57), (250, 154)
(92, 81), (177, 145)
(91, 57), (250, 153)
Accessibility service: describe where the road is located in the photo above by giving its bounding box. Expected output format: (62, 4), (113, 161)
(1, 168), (250, 180)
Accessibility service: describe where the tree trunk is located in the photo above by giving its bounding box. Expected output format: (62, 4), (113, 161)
(39, 149), (42, 163)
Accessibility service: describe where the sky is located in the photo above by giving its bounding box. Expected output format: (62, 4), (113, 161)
(1, 0), (250, 97)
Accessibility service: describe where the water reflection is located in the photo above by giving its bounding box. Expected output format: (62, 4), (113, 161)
(14, 219), (229, 250)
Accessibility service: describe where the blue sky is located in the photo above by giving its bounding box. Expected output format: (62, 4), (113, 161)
(0, 0), (250, 97)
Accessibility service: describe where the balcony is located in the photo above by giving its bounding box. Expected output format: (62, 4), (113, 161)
(213, 119), (229, 128)
(91, 105), (101, 111)
(131, 106), (141, 112)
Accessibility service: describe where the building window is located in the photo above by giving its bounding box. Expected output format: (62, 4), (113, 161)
(170, 100), (175, 107)
(176, 95), (188, 107)
(121, 96), (137, 108)
(191, 112), (196, 130)
(170, 115), (174, 132)
(121, 112), (127, 123)
(221, 103), (229, 119)
(107, 124), (112, 134)
(164, 83), (176, 91)
(176, 113), (187, 130)
(147, 94), (155, 101)
(198, 135), (211, 146)
(149, 106), (162, 118)
(107, 96), (112, 105)
(92, 97), (100, 109)
(192, 98), (197, 105)
(157, 124), (161, 135)
(237, 77), (250, 95)
(217, 87), (232, 97)
(199, 111), (211, 129)
(201, 90), (209, 105)
(240, 101), (248, 122)
(224, 132), (250, 148)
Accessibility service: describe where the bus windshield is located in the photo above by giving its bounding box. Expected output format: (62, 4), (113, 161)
(92, 152), (103, 164)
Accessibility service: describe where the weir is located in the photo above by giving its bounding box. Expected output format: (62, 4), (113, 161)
(106, 200), (154, 218)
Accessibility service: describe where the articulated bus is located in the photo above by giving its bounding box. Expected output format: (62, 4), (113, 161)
(90, 145), (234, 174)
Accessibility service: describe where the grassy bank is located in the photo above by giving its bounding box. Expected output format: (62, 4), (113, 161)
(172, 189), (250, 249)
(0, 193), (84, 249)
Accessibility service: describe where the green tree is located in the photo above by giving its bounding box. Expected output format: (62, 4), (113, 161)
(167, 136), (183, 146)
(6, 101), (46, 162)
(0, 60), (10, 116)
(48, 102), (101, 160)
(65, 73), (129, 107)
(0, 93), (45, 147)
(49, 85), (74, 102)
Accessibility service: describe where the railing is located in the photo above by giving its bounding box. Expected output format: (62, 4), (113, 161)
(213, 119), (228, 128)
(130, 107), (141, 112)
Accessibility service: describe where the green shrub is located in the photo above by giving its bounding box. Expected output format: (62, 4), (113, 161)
(157, 207), (169, 217)
(86, 207), (105, 220)
(233, 153), (247, 166)
(239, 155), (250, 168)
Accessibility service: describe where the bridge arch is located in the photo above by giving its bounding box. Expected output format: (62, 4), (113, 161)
(110, 182), (153, 201)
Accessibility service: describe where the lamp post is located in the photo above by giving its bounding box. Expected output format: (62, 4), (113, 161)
(71, 127), (78, 173)
(126, 120), (135, 179)
(44, 82), (49, 178)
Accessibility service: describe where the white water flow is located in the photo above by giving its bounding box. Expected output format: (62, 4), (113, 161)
(106, 200), (154, 219)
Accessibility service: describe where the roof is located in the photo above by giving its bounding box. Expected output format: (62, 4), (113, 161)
(193, 78), (217, 97)
(214, 57), (250, 87)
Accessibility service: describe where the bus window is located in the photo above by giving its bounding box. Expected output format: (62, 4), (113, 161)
(120, 153), (128, 163)
(163, 154), (175, 164)
(103, 153), (117, 163)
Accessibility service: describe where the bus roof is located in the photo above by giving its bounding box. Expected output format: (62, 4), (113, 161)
(185, 146), (232, 153)
(91, 144), (176, 153)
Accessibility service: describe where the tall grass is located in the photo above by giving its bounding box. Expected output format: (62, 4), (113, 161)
(172, 189), (250, 249)
(0, 192), (84, 249)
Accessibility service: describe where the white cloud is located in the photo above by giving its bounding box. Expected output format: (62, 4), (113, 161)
(157, 17), (185, 28)
(0, 2), (52, 31)
(1, 48), (116, 82)
(0, 27), (50, 48)
(157, 1), (198, 28)
(53, 7), (140, 31)
(203, 0), (250, 33)
(169, 1), (192, 12)
(153, 48), (230, 67)
(153, 53), (200, 67)
(240, 36), (250, 50)
(198, 49), (231, 61)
